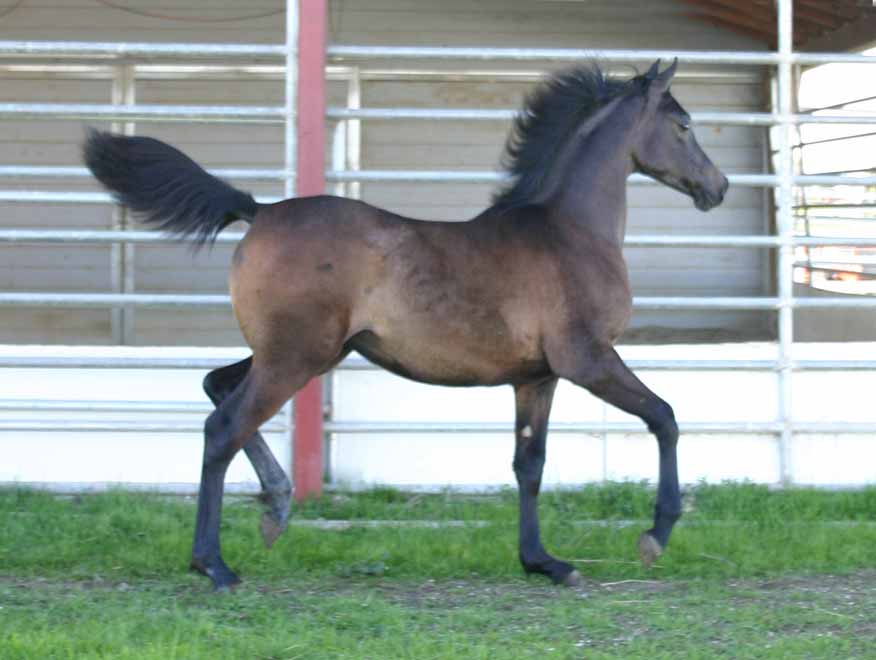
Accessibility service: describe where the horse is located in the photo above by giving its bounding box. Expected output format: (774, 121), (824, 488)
(84, 59), (728, 591)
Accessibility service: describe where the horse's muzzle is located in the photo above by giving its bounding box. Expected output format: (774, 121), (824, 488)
(693, 175), (729, 211)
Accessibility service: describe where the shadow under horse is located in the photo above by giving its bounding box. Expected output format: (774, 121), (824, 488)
(84, 59), (729, 590)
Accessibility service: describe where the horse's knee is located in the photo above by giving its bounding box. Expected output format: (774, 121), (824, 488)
(203, 408), (237, 466)
(647, 400), (677, 441)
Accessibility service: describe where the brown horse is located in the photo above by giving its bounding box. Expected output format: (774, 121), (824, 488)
(84, 59), (728, 590)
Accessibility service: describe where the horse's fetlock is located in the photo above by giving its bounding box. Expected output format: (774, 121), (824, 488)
(656, 504), (683, 523)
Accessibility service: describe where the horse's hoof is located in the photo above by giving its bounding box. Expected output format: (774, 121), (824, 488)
(637, 531), (663, 568)
(190, 557), (241, 590)
(210, 569), (241, 591)
(260, 511), (285, 549)
(561, 569), (583, 587)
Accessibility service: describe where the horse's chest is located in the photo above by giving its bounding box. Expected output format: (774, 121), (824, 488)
(563, 259), (632, 343)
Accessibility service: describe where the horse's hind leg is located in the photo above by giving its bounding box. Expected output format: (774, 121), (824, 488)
(514, 378), (581, 587)
(191, 361), (314, 590)
(558, 345), (681, 568)
(203, 358), (292, 549)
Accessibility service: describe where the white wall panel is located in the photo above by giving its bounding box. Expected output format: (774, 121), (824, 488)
(328, 343), (873, 489)
(792, 435), (876, 487)
(0, 0), (769, 345)
(0, 365), (289, 488)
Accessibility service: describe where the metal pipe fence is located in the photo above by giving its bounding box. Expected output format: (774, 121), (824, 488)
(0, 5), (300, 486)
(1, 0), (875, 487)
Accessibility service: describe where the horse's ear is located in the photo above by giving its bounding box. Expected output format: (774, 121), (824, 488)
(657, 58), (678, 83)
(647, 58), (677, 98)
(651, 57), (678, 94)
(643, 59), (661, 80)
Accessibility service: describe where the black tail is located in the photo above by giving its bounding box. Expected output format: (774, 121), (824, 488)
(83, 130), (259, 248)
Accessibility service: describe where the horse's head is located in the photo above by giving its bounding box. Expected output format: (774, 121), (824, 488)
(630, 60), (729, 211)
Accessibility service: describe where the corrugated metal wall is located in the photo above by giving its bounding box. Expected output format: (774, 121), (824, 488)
(0, 0), (770, 346)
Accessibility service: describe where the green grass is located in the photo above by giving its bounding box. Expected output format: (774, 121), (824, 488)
(1, 483), (876, 658)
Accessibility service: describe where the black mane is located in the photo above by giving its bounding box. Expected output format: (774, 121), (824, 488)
(493, 64), (631, 210)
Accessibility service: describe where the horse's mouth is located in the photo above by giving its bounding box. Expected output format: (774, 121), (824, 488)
(690, 182), (725, 211)
(637, 166), (725, 211)
(693, 190), (718, 211)
(691, 175), (730, 211)
(671, 180), (716, 211)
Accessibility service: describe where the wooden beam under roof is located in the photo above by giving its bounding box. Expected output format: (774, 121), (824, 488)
(679, 0), (811, 47)
(683, 10), (778, 46)
(697, 0), (832, 41)
(703, 0), (837, 30)
(676, 0), (872, 50)
(799, 12), (876, 53)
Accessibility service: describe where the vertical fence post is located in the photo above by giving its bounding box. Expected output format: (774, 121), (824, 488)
(345, 66), (362, 200)
(110, 64), (136, 345)
(292, 0), (327, 501)
(775, 0), (795, 485)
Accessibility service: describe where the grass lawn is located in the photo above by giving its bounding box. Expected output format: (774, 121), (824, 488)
(1, 483), (876, 658)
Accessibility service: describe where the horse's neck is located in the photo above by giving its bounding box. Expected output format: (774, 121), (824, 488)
(551, 101), (638, 247)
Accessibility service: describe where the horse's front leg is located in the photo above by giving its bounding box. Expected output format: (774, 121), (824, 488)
(557, 344), (681, 567)
(513, 378), (582, 586)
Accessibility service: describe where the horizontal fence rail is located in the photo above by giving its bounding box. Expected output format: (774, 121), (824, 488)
(3, 166), (874, 186)
(0, 191), (282, 204)
(0, 229), (246, 244)
(1, 293), (875, 310)
(0, 230), (874, 248)
(3, 104), (876, 126)
(323, 421), (876, 435)
(3, 41), (873, 66)
(10, 174), (876, 195)
(328, 108), (876, 125)
(0, 166), (290, 181)
(321, 171), (876, 186)
(0, 293), (231, 308)
(0, 352), (247, 369)
(327, 45), (876, 66)
(2, 351), (875, 372)
(0, 40), (287, 59)
(0, 103), (286, 123)
(336, 355), (876, 372)
(0, 420), (286, 433)
(0, 399), (214, 413)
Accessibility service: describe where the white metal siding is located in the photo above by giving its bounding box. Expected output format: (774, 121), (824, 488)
(330, 343), (876, 489)
(0, 0), (769, 345)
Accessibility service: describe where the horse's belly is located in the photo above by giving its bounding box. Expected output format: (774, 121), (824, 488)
(347, 328), (548, 387)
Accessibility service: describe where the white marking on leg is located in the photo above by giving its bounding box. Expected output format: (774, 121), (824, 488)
(521, 425), (533, 438)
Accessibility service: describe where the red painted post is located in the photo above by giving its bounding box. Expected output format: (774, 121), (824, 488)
(293, 0), (327, 501)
